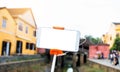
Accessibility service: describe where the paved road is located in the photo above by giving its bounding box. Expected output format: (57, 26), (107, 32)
(88, 58), (120, 70)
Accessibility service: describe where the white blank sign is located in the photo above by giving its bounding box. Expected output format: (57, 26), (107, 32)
(36, 27), (80, 52)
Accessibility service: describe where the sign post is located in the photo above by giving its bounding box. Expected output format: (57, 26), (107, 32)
(51, 54), (56, 72)
(50, 49), (63, 72)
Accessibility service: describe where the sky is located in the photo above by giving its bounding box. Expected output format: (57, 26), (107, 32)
(0, 0), (120, 38)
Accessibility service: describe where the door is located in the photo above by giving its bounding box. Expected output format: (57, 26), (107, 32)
(16, 41), (22, 54)
(1, 41), (11, 56)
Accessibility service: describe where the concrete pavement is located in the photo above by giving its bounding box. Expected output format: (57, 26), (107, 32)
(88, 58), (120, 70)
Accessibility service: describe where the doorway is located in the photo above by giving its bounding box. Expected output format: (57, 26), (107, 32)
(1, 41), (11, 56)
(16, 40), (22, 54)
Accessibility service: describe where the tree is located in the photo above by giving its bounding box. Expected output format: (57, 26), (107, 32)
(85, 35), (103, 44)
(111, 37), (120, 51)
(79, 35), (103, 51)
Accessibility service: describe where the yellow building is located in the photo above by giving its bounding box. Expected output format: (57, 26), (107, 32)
(0, 7), (37, 56)
(102, 22), (120, 48)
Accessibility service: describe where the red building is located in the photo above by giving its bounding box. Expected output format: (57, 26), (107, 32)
(89, 44), (110, 59)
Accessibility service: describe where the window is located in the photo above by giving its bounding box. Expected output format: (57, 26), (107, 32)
(26, 43), (30, 49)
(2, 18), (7, 28)
(26, 43), (35, 50)
(18, 22), (23, 31)
(30, 43), (35, 50)
(25, 26), (28, 34)
(33, 31), (36, 37)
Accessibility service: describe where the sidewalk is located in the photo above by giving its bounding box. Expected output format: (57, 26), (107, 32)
(88, 58), (120, 70)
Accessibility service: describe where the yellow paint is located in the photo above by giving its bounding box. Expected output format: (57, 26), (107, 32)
(0, 8), (36, 56)
(102, 23), (120, 48)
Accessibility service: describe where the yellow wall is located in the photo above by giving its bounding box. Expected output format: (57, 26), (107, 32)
(0, 9), (16, 33)
(0, 8), (36, 56)
(0, 33), (16, 55)
(0, 9), (16, 56)
(102, 23), (120, 48)
(15, 17), (36, 55)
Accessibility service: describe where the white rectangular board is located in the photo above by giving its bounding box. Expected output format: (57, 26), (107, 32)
(36, 27), (80, 52)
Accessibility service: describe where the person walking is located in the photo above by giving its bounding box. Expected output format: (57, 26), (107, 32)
(112, 56), (119, 65)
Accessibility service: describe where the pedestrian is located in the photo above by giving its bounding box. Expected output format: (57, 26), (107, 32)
(100, 52), (104, 59)
(112, 57), (119, 65)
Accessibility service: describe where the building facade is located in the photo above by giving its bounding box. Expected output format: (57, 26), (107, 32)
(89, 44), (109, 59)
(102, 22), (120, 48)
(0, 7), (37, 56)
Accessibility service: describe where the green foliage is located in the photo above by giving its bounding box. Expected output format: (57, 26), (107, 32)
(111, 37), (120, 51)
(85, 35), (102, 44)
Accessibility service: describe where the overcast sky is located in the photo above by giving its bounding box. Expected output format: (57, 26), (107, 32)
(0, 0), (120, 38)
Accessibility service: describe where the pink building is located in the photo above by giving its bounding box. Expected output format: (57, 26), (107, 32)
(89, 44), (110, 59)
